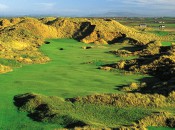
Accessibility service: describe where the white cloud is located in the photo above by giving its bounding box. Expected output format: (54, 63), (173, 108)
(0, 3), (8, 11)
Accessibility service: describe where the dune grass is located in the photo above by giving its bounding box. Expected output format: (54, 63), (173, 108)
(0, 39), (148, 129)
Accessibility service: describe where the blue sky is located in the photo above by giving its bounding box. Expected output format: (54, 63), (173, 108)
(0, 0), (174, 16)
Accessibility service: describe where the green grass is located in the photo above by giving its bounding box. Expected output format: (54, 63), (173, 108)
(162, 41), (172, 46)
(149, 31), (169, 36)
(71, 104), (150, 127)
(148, 127), (175, 130)
(0, 39), (148, 129)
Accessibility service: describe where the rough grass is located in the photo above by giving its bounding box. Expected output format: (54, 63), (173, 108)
(69, 92), (175, 108)
(0, 39), (147, 130)
(14, 93), (153, 128)
(14, 92), (175, 129)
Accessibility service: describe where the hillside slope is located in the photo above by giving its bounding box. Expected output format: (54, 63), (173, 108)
(0, 17), (174, 73)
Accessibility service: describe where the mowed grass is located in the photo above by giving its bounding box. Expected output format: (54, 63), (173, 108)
(0, 39), (148, 129)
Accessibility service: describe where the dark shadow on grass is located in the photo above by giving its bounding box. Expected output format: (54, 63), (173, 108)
(119, 45), (144, 52)
(13, 93), (36, 108)
(66, 121), (87, 129)
(27, 104), (55, 122)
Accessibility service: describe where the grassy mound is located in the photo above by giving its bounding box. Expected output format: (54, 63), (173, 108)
(14, 93), (154, 129)
(14, 93), (88, 128)
(14, 93), (175, 129)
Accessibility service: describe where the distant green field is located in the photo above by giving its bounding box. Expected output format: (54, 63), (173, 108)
(0, 39), (148, 129)
(149, 31), (169, 36)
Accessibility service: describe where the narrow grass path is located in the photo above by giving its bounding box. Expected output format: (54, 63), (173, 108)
(0, 39), (147, 129)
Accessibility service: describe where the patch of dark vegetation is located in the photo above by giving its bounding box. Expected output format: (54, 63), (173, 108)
(166, 118), (175, 127)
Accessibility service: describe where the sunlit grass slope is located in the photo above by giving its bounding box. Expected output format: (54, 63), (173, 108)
(0, 39), (147, 129)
